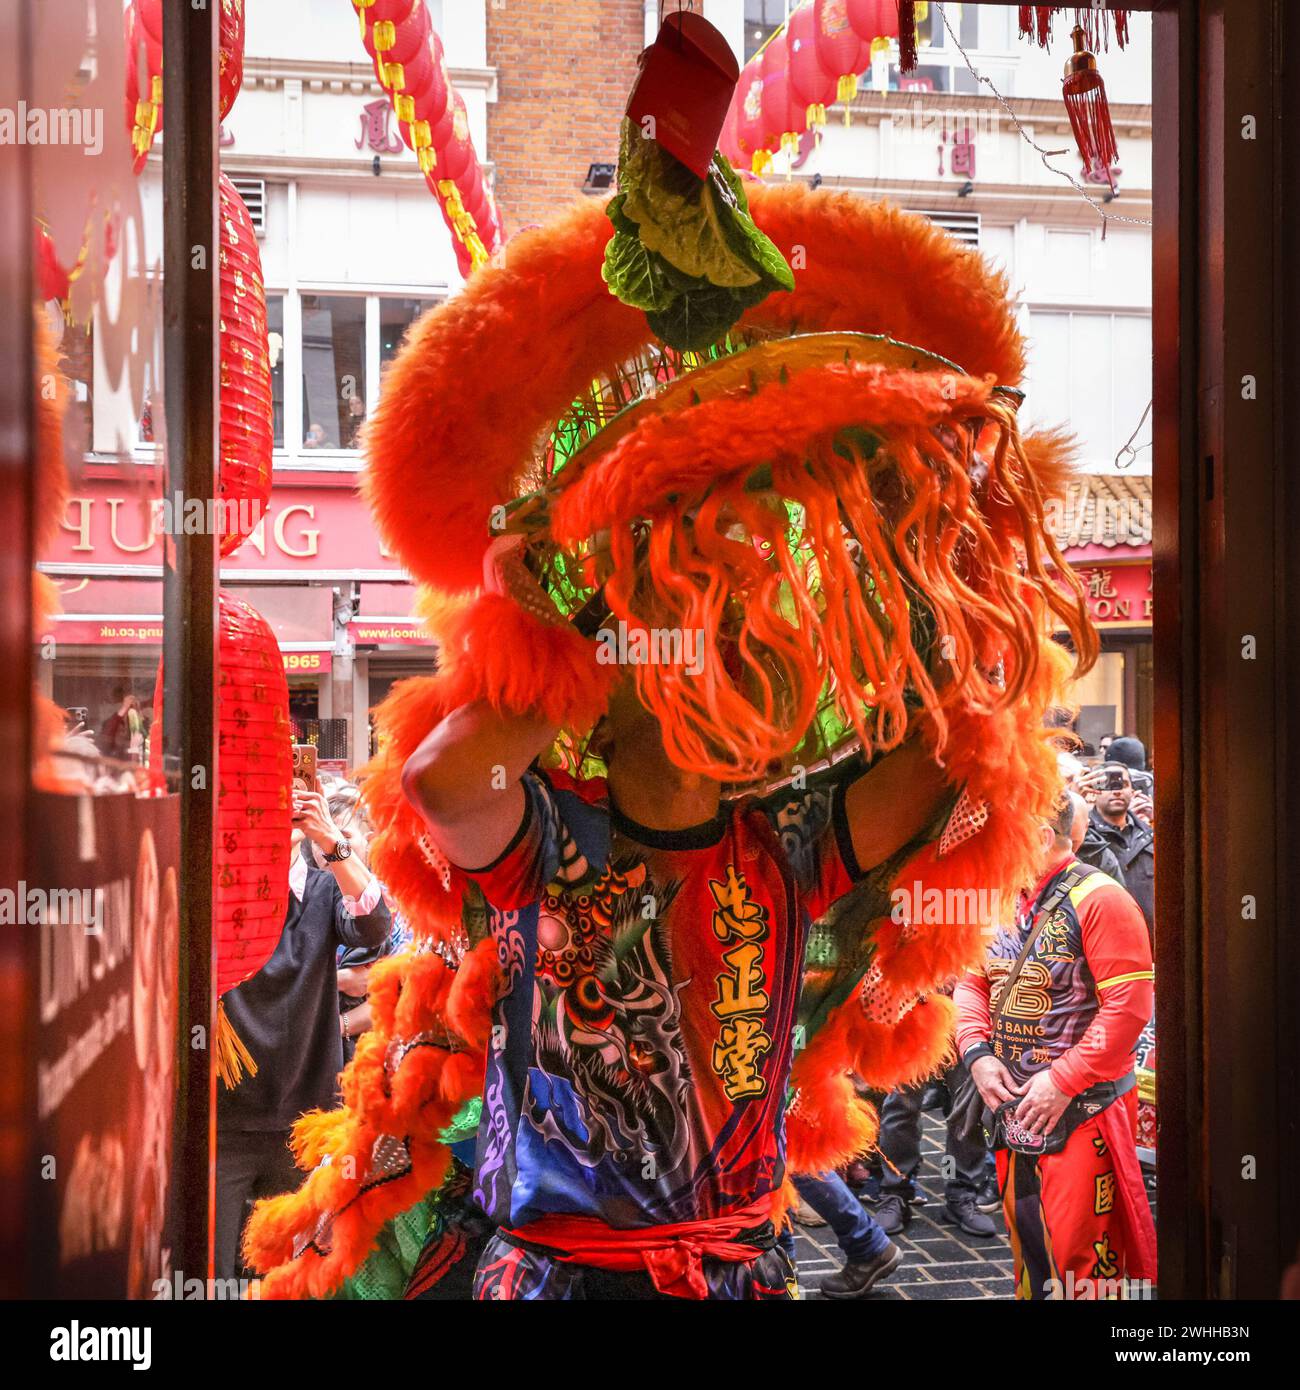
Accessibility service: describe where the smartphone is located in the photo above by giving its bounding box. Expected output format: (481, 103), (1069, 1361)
(1105, 768), (1128, 790)
(292, 743), (319, 792)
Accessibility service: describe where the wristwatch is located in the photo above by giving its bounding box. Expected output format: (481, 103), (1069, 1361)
(323, 838), (353, 864)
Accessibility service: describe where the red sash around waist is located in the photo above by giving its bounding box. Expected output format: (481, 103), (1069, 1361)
(501, 1196), (778, 1300)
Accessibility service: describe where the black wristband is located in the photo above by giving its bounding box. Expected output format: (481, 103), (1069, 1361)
(963, 1042), (995, 1066)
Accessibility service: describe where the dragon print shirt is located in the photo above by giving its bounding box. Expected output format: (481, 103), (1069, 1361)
(463, 769), (861, 1230)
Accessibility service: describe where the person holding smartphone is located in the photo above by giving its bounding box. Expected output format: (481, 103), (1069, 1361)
(215, 764), (391, 1281)
(1078, 757), (1155, 938)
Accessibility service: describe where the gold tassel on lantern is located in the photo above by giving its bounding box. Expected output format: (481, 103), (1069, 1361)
(216, 999), (258, 1091)
(837, 71), (858, 126)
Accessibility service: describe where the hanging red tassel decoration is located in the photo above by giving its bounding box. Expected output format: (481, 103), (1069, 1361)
(897, 1), (918, 73)
(1019, 7), (1132, 52)
(1061, 23), (1118, 191)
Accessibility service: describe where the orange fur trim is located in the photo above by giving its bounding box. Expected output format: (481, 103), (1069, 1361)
(363, 188), (1026, 596)
(241, 937), (501, 1298)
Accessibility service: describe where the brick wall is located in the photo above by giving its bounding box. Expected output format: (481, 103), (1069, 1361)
(486, 0), (645, 232)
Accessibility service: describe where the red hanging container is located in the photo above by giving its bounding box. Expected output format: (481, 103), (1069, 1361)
(125, 0), (164, 174)
(126, 0), (244, 166)
(217, 175), (273, 557)
(436, 91), (475, 181)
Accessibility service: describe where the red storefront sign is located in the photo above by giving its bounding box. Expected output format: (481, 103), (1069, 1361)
(282, 650), (332, 674)
(1060, 559), (1152, 627)
(49, 478), (405, 576)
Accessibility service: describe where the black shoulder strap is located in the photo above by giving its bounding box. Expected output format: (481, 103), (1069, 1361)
(991, 863), (1087, 1027)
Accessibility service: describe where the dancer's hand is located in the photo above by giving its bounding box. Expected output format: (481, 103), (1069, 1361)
(1014, 1068), (1071, 1136)
(970, 1055), (1022, 1110)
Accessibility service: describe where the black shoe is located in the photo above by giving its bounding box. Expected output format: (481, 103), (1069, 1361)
(818, 1241), (903, 1299)
(976, 1172), (1002, 1214)
(943, 1191), (997, 1238)
(873, 1192), (911, 1236)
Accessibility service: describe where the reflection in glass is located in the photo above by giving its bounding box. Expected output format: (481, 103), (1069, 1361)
(301, 293), (366, 449)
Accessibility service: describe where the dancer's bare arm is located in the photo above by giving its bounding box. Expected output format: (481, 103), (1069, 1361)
(401, 702), (557, 869)
(841, 730), (953, 873)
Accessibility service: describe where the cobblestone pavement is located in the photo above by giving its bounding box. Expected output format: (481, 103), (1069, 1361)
(794, 1111), (1014, 1301)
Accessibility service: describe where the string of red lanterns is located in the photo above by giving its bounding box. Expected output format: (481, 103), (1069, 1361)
(720, 1), (1132, 182)
(351, 0), (504, 276)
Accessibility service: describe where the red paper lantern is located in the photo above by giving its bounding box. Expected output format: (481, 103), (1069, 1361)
(353, 0), (417, 25)
(218, 0), (246, 123)
(847, 0), (900, 45)
(218, 174), (272, 557)
(735, 62), (771, 175)
(718, 99), (742, 165)
(125, 0), (164, 175)
(437, 91), (475, 181)
(789, 1), (838, 132)
(814, 0), (871, 106)
(126, 0), (244, 167)
(149, 592), (291, 999)
(213, 591), (293, 997)
(759, 32), (799, 152)
(365, 0), (429, 65)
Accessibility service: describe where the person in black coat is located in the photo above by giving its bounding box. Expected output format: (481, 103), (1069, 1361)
(1079, 761), (1155, 938)
(215, 787), (391, 1281)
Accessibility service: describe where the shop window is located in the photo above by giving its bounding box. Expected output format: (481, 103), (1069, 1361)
(267, 293), (286, 448)
(300, 293), (366, 449)
(379, 297), (435, 375)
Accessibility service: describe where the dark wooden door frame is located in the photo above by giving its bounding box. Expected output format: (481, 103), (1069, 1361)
(1152, 0), (1300, 1299)
(162, 0), (221, 1286)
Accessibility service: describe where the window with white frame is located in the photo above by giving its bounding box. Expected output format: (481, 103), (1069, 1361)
(288, 290), (437, 456)
(1022, 310), (1152, 472)
(301, 293), (367, 450)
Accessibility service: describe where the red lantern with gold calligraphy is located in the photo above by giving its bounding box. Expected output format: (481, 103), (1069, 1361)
(814, 0), (870, 107)
(213, 590), (293, 999)
(149, 591), (291, 1084)
(126, 0), (244, 169)
(218, 174), (273, 556)
(218, 0), (246, 123)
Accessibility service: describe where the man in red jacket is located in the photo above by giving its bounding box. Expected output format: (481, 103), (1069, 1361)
(955, 791), (1156, 1299)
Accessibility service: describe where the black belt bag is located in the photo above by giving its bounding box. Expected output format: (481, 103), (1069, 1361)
(985, 1072), (1136, 1157)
